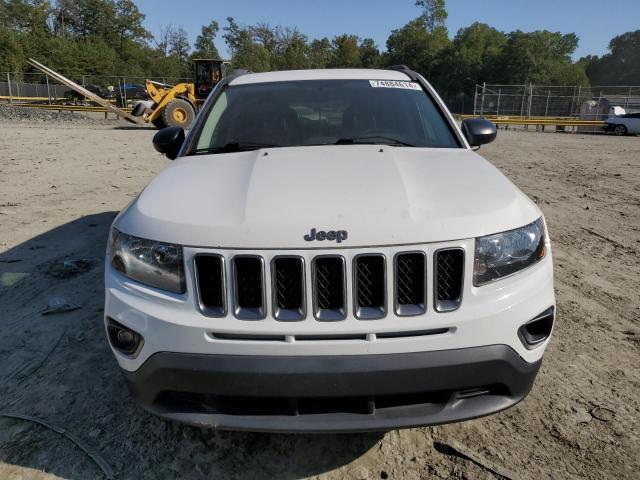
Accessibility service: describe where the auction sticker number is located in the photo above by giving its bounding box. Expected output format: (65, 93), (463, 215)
(369, 80), (421, 90)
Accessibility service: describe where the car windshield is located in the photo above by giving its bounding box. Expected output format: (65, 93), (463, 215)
(189, 79), (460, 154)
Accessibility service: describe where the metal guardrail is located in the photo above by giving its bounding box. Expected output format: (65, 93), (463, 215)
(492, 119), (604, 126)
(2, 102), (133, 113)
(455, 114), (605, 127)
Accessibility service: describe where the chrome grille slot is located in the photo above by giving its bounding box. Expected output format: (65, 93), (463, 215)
(232, 256), (266, 319)
(194, 254), (226, 316)
(211, 332), (286, 342)
(353, 254), (386, 319)
(394, 252), (426, 316)
(434, 248), (464, 312)
(295, 333), (367, 341)
(271, 256), (305, 321)
(312, 256), (346, 321)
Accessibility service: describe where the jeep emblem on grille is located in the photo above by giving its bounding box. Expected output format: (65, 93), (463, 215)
(304, 228), (348, 243)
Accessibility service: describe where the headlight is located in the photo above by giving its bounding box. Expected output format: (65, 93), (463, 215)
(473, 218), (546, 286)
(108, 228), (185, 293)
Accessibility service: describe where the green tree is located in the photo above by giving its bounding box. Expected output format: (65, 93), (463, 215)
(386, 0), (449, 79)
(169, 27), (190, 64)
(113, 0), (150, 54)
(277, 28), (309, 70)
(583, 31), (640, 85)
(222, 17), (243, 57)
(0, 27), (24, 71)
(222, 17), (270, 71)
(386, 18), (449, 78)
(54, 0), (115, 40)
(308, 37), (332, 68)
(415, 0), (447, 32)
(434, 22), (506, 95)
(359, 37), (382, 68)
(329, 34), (360, 67)
(193, 20), (220, 58)
(494, 30), (588, 85)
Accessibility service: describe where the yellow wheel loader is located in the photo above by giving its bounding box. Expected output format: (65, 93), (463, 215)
(131, 59), (226, 129)
(27, 58), (226, 129)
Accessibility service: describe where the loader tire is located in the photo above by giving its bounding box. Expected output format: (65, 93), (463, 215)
(151, 117), (167, 129)
(162, 99), (196, 129)
(131, 102), (146, 117)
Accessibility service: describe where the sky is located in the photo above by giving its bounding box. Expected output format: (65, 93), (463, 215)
(135, 0), (640, 60)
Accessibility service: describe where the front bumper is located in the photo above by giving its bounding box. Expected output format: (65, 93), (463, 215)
(123, 345), (541, 432)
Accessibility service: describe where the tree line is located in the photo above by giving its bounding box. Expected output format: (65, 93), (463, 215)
(1, 0), (639, 105)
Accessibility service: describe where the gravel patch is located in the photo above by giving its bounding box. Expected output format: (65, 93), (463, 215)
(0, 104), (99, 124)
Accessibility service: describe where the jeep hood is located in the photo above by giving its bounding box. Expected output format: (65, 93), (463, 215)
(115, 145), (541, 248)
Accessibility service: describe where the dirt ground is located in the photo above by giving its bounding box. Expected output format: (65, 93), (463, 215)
(0, 119), (638, 480)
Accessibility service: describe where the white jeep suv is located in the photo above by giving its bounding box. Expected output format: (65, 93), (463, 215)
(105, 66), (555, 432)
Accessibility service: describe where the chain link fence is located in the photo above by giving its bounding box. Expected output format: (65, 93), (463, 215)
(473, 83), (640, 120)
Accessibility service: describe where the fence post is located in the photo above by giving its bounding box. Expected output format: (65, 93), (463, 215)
(117, 78), (124, 108)
(496, 88), (501, 117)
(520, 84), (526, 117)
(625, 87), (631, 110)
(576, 85), (582, 120)
(7, 73), (12, 104)
(123, 76), (127, 107)
(473, 84), (477, 116)
(544, 90), (550, 117)
(46, 74), (52, 104)
(527, 82), (533, 117)
(480, 82), (486, 116)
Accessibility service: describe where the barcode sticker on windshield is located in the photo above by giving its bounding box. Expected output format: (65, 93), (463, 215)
(369, 80), (421, 90)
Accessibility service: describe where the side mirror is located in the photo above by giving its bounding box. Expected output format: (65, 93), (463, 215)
(461, 118), (497, 148)
(152, 126), (185, 160)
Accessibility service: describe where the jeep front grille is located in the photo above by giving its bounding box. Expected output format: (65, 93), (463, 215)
(434, 248), (464, 312)
(312, 256), (346, 321)
(232, 256), (266, 319)
(395, 252), (426, 316)
(194, 254), (226, 316)
(271, 257), (305, 321)
(353, 254), (386, 319)
(193, 246), (466, 321)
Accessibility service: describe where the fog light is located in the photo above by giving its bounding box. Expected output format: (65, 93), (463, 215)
(107, 317), (144, 357)
(518, 307), (554, 349)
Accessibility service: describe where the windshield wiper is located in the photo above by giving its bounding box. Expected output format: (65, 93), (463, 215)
(334, 136), (416, 147)
(193, 141), (282, 155)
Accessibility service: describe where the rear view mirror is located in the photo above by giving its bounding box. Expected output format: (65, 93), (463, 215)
(153, 126), (185, 160)
(461, 118), (497, 148)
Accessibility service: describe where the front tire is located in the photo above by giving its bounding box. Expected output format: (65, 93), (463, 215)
(151, 117), (167, 129)
(162, 99), (196, 129)
(614, 124), (627, 136)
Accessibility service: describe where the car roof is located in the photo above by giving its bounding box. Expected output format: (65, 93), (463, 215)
(228, 68), (412, 85)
